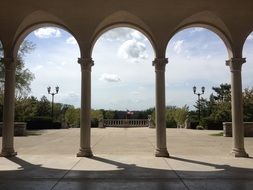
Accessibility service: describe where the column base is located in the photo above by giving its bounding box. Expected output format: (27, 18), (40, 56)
(77, 148), (93, 157)
(0, 148), (17, 157)
(155, 148), (170, 157)
(231, 148), (249, 158)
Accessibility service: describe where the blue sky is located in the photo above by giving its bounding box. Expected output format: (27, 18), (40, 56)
(2, 27), (253, 110)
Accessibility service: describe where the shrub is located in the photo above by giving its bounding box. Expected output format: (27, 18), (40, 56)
(196, 125), (204, 130)
(189, 121), (199, 129)
(91, 118), (98, 128)
(201, 117), (223, 130)
(26, 116), (61, 129)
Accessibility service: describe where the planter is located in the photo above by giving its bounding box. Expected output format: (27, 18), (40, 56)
(0, 122), (27, 136)
(223, 122), (253, 137)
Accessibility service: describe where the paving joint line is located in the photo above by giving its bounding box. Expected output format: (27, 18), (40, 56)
(163, 158), (191, 190)
(91, 132), (107, 148)
(50, 157), (82, 190)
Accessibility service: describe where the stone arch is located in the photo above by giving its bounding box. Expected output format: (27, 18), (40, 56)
(166, 11), (233, 59)
(90, 11), (158, 57)
(12, 10), (82, 59)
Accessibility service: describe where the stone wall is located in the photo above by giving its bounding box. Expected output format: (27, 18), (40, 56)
(0, 122), (27, 136)
(223, 122), (253, 137)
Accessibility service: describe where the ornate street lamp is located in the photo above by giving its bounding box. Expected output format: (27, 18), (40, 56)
(193, 86), (205, 125)
(47, 86), (59, 121)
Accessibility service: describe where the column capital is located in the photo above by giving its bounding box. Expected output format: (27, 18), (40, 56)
(226, 58), (246, 72)
(152, 58), (168, 71)
(78, 57), (94, 71)
(0, 57), (16, 70)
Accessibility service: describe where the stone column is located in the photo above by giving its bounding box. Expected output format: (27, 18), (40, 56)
(0, 58), (17, 157)
(77, 58), (93, 157)
(153, 58), (169, 157)
(226, 58), (248, 157)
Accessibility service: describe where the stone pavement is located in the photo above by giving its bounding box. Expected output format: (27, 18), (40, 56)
(0, 128), (252, 190)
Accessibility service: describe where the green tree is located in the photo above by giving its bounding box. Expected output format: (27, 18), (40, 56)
(192, 83), (232, 129)
(212, 83), (231, 102)
(91, 109), (103, 120)
(65, 107), (80, 127)
(243, 87), (253, 121)
(104, 110), (115, 119)
(174, 105), (189, 127)
(165, 106), (177, 128)
(15, 96), (37, 121)
(209, 84), (231, 123)
(91, 109), (103, 127)
(0, 40), (35, 97)
(36, 96), (51, 117)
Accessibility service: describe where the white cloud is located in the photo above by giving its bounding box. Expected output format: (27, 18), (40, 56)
(102, 28), (132, 41)
(34, 27), (61, 39)
(192, 28), (205, 32)
(32, 65), (43, 71)
(66, 37), (78, 45)
(206, 54), (212, 60)
(101, 28), (148, 43)
(118, 39), (148, 62)
(130, 30), (147, 41)
(100, 73), (121, 82)
(130, 91), (141, 96)
(173, 40), (184, 54)
(57, 92), (80, 107)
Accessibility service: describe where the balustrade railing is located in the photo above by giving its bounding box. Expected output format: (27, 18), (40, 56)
(101, 119), (151, 128)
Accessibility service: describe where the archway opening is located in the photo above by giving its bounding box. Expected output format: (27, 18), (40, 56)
(91, 27), (156, 149)
(92, 27), (155, 110)
(166, 27), (230, 134)
(242, 32), (253, 121)
(12, 26), (81, 147)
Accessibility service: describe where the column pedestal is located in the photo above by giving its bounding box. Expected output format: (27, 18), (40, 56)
(153, 58), (169, 157)
(77, 148), (93, 157)
(0, 58), (17, 157)
(76, 58), (93, 158)
(226, 58), (248, 158)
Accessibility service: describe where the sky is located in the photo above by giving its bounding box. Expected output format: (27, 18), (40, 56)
(1, 27), (253, 110)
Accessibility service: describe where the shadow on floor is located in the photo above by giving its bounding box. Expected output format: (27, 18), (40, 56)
(0, 155), (252, 190)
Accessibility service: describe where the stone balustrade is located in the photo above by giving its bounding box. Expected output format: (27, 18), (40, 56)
(101, 119), (152, 128)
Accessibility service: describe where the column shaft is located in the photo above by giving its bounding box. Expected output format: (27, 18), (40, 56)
(77, 58), (93, 157)
(226, 58), (248, 157)
(153, 58), (169, 157)
(1, 58), (17, 157)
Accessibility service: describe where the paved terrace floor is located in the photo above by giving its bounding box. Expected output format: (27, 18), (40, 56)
(0, 128), (252, 190)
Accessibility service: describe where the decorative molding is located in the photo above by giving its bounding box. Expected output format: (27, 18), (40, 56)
(226, 58), (246, 72)
(152, 58), (168, 71)
(78, 57), (94, 71)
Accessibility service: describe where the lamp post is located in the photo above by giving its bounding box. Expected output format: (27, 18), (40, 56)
(47, 86), (59, 121)
(193, 86), (205, 124)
